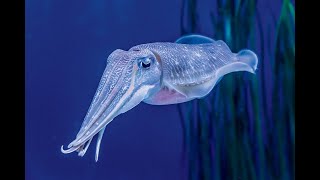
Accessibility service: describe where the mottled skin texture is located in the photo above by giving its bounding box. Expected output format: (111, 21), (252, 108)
(130, 41), (253, 105)
(131, 41), (234, 86)
(61, 35), (258, 161)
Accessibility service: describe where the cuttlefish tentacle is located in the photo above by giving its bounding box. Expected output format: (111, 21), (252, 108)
(61, 34), (258, 161)
(76, 50), (123, 138)
(95, 126), (106, 162)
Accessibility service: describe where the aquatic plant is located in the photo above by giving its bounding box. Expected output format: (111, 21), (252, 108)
(179, 0), (295, 179)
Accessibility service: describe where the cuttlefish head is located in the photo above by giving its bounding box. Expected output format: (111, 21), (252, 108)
(61, 48), (162, 157)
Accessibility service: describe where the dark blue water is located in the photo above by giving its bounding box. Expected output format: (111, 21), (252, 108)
(26, 0), (184, 179)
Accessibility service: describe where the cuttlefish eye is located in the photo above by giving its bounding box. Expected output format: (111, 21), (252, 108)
(139, 57), (152, 68)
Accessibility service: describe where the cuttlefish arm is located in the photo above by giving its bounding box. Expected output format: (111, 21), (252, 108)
(61, 34), (258, 161)
(61, 48), (162, 161)
(95, 126), (106, 162)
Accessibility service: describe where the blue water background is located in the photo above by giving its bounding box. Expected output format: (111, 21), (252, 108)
(26, 0), (290, 180)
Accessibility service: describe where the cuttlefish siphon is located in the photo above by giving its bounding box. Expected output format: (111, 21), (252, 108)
(61, 34), (258, 162)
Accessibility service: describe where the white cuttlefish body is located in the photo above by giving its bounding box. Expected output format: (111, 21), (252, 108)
(61, 34), (258, 162)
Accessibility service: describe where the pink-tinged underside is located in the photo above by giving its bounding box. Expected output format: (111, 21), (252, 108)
(148, 86), (187, 105)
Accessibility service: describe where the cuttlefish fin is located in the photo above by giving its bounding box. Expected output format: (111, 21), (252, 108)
(215, 49), (258, 76)
(175, 34), (215, 44)
(167, 77), (219, 99)
(163, 49), (258, 100)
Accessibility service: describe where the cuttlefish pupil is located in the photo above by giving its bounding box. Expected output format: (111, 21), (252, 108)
(61, 34), (258, 162)
(140, 57), (152, 68)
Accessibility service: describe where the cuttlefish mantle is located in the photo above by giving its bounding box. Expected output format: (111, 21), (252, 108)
(61, 34), (258, 161)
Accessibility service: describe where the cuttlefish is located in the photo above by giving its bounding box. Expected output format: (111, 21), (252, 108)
(61, 34), (258, 161)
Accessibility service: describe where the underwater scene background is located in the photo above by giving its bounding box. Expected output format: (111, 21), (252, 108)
(25, 0), (295, 179)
